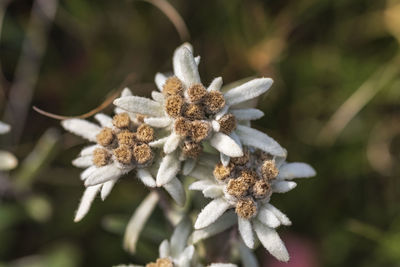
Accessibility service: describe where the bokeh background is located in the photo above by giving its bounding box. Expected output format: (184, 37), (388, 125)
(1, 0), (399, 266)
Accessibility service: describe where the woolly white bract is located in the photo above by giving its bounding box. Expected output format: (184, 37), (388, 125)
(117, 218), (237, 267)
(113, 43), (286, 188)
(189, 150), (316, 262)
(62, 89), (185, 222)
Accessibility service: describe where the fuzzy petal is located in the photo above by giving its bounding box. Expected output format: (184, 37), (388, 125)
(207, 77), (223, 92)
(155, 72), (167, 91)
(265, 204), (291, 226)
(121, 87), (133, 97)
(238, 217), (255, 249)
(173, 46), (200, 86)
(164, 132), (181, 154)
(84, 164), (125, 186)
(182, 158), (197, 175)
(230, 108), (264, 121)
(170, 218), (192, 257)
(212, 120), (220, 132)
(137, 168), (156, 187)
(189, 180), (214, 191)
(61, 119), (101, 142)
(151, 91), (165, 103)
(257, 206), (281, 228)
(178, 245), (195, 267)
(149, 136), (169, 148)
(74, 184), (102, 222)
(254, 221), (289, 262)
(144, 117), (171, 128)
(235, 125), (286, 157)
(224, 78), (273, 106)
(202, 185), (224, 198)
(163, 177), (186, 206)
(194, 198), (231, 229)
(272, 181), (297, 193)
(113, 96), (164, 117)
(220, 153), (230, 167)
(159, 240), (170, 258)
(277, 162), (316, 180)
(94, 113), (113, 128)
(72, 156), (92, 168)
(188, 165), (213, 180)
(239, 241), (259, 267)
(101, 179), (116, 200)
(156, 153), (181, 186)
(80, 166), (97, 180)
(124, 192), (159, 253)
(209, 132), (243, 157)
(191, 211), (236, 243)
(80, 145), (98, 156)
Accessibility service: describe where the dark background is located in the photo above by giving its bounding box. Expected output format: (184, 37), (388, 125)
(0, 0), (399, 266)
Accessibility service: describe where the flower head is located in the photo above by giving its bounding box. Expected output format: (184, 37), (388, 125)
(117, 218), (237, 267)
(113, 43), (286, 187)
(62, 89), (185, 222)
(188, 149), (316, 262)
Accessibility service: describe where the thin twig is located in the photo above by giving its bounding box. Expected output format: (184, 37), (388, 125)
(32, 72), (137, 120)
(32, 88), (122, 120)
(139, 0), (190, 42)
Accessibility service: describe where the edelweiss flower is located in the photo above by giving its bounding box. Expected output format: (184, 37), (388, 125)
(117, 218), (237, 267)
(0, 121), (18, 171)
(188, 149), (316, 262)
(113, 43), (286, 188)
(62, 89), (185, 222)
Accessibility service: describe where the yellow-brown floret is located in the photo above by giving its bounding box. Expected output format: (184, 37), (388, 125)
(239, 169), (258, 185)
(117, 131), (136, 147)
(165, 95), (184, 118)
(182, 141), (203, 158)
(96, 127), (114, 147)
(218, 113), (236, 134)
(133, 144), (153, 164)
(112, 113), (131, 129)
(230, 149), (250, 165)
(227, 177), (251, 198)
(146, 258), (174, 267)
(235, 197), (257, 219)
(213, 162), (234, 180)
(163, 76), (184, 96)
(183, 103), (205, 120)
(190, 121), (210, 143)
(187, 83), (207, 103)
(113, 145), (132, 164)
(252, 179), (271, 199)
(174, 117), (191, 136)
(93, 148), (111, 167)
(136, 124), (155, 143)
(203, 91), (225, 114)
(261, 160), (279, 180)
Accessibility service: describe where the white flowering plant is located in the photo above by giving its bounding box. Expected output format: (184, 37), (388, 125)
(61, 43), (315, 266)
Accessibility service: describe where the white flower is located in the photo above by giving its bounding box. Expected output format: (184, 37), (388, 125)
(188, 148), (316, 262)
(0, 121), (18, 171)
(113, 43), (286, 187)
(118, 218), (237, 267)
(62, 89), (185, 222)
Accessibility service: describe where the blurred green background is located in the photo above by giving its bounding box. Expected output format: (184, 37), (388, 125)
(0, 0), (399, 266)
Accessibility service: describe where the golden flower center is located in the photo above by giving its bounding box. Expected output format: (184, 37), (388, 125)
(93, 113), (155, 166)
